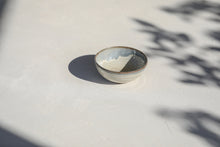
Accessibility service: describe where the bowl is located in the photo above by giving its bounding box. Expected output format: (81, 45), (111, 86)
(95, 46), (148, 83)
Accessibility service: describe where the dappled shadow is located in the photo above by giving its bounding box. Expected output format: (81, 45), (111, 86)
(206, 30), (220, 52)
(133, 18), (220, 87)
(160, 0), (220, 53)
(133, 0), (220, 88)
(205, 46), (220, 52)
(133, 19), (192, 53)
(209, 18), (220, 23)
(0, 126), (44, 147)
(161, 0), (220, 22)
(156, 108), (220, 147)
(177, 55), (220, 86)
(209, 31), (220, 42)
(68, 55), (115, 84)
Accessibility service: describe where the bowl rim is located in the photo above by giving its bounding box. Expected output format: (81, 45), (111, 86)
(95, 46), (148, 74)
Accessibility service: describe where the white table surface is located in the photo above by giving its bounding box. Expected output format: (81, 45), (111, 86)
(0, 0), (220, 146)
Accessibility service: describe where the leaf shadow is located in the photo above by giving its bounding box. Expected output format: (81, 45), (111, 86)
(155, 108), (220, 147)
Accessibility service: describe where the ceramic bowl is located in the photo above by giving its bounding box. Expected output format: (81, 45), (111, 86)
(95, 46), (148, 83)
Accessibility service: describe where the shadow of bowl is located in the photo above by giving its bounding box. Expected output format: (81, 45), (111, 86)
(68, 55), (116, 84)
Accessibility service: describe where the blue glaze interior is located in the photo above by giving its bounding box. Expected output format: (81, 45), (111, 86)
(96, 47), (147, 72)
(96, 48), (134, 61)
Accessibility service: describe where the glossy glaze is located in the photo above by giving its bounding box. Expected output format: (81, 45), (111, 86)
(95, 46), (147, 83)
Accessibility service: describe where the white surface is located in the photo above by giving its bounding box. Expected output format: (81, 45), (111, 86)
(0, 0), (220, 146)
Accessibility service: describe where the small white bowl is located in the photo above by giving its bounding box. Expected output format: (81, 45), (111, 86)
(95, 46), (148, 83)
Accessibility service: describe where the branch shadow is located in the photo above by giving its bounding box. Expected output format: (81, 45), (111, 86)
(0, 126), (44, 147)
(68, 55), (115, 84)
(206, 30), (220, 52)
(160, 0), (220, 53)
(155, 108), (220, 147)
(133, 18), (192, 53)
(161, 0), (220, 23)
(132, 0), (220, 88)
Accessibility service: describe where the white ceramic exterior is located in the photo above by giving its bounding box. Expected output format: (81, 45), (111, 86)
(95, 64), (145, 83)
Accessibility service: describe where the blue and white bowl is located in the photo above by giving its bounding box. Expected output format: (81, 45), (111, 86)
(95, 46), (148, 83)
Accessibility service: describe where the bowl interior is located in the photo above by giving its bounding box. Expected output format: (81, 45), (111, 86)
(96, 47), (147, 72)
